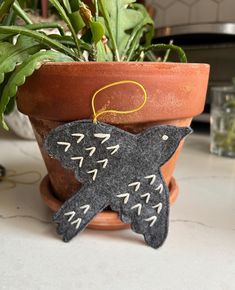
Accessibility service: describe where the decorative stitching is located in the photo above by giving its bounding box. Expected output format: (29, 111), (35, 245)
(87, 169), (98, 181)
(71, 133), (85, 144)
(57, 142), (71, 152)
(94, 133), (110, 144)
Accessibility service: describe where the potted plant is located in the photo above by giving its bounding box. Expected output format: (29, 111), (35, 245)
(0, 0), (209, 230)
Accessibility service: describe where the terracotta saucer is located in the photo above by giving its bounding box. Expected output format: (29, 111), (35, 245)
(40, 175), (179, 230)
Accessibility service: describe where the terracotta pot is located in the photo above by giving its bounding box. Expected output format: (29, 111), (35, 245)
(17, 62), (210, 229)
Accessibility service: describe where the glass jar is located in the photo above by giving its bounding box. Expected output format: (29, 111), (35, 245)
(210, 86), (235, 158)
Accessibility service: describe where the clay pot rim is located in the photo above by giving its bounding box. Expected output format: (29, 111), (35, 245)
(41, 61), (210, 69)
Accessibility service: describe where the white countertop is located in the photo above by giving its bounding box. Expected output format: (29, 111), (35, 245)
(0, 130), (235, 290)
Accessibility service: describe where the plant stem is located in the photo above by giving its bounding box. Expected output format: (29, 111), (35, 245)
(2, 7), (14, 25)
(99, 0), (120, 61)
(163, 40), (173, 62)
(0, 0), (15, 22)
(49, 0), (82, 58)
(126, 28), (145, 61)
(145, 50), (158, 62)
(13, 2), (33, 24)
(94, 0), (99, 21)
(25, 23), (65, 36)
(143, 44), (187, 63)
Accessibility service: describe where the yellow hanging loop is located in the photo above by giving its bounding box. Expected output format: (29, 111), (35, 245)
(91, 80), (148, 124)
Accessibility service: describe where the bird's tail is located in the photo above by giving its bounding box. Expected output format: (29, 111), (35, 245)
(53, 185), (108, 242)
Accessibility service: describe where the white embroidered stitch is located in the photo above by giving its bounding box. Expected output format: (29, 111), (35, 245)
(80, 204), (90, 214)
(152, 202), (163, 214)
(71, 133), (85, 144)
(145, 216), (157, 227)
(141, 193), (151, 203)
(87, 169), (98, 181)
(85, 147), (96, 157)
(57, 142), (71, 152)
(128, 181), (140, 192)
(97, 159), (108, 168)
(162, 135), (169, 141)
(116, 193), (130, 204)
(106, 144), (120, 155)
(94, 133), (110, 144)
(70, 156), (84, 168)
(144, 175), (156, 185)
(71, 217), (82, 229)
(131, 203), (142, 216)
(64, 211), (75, 222)
(155, 183), (163, 194)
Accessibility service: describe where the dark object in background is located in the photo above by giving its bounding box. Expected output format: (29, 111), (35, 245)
(0, 164), (6, 181)
(41, 0), (48, 18)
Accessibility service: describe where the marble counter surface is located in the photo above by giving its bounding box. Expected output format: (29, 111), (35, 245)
(0, 130), (235, 290)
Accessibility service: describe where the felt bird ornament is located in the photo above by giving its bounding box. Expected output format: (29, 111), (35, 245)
(44, 120), (191, 248)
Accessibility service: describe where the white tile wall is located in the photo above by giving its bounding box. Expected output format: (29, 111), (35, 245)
(146, 0), (235, 27)
(190, 0), (217, 23)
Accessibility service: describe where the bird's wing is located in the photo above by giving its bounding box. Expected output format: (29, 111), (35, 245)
(44, 120), (136, 184)
(44, 120), (137, 242)
(109, 168), (169, 249)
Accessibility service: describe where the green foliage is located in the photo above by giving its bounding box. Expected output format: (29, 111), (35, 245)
(0, 0), (187, 129)
(0, 50), (73, 129)
(0, 0), (15, 22)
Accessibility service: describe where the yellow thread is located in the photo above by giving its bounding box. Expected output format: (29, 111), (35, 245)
(91, 80), (148, 124)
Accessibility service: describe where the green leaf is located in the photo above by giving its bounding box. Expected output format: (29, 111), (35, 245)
(100, 0), (147, 58)
(16, 35), (39, 47)
(62, 0), (71, 13)
(12, 1), (33, 24)
(49, 34), (92, 50)
(49, 0), (82, 57)
(4, 95), (15, 115)
(49, 34), (76, 47)
(25, 22), (65, 36)
(0, 33), (14, 41)
(99, 0), (119, 60)
(123, 3), (154, 61)
(70, 0), (80, 12)
(69, 11), (85, 33)
(90, 21), (105, 44)
(0, 50), (73, 129)
(0, 26), (80, 60)
(96, 40), (113, 61)
(0, 42), (14, 57)
(2, 7), (16, 25)
(0, 0), (15, 22)
(0, 42), (41, 85)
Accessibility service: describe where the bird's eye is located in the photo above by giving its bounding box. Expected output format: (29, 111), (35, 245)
(162, 135), (169, 141)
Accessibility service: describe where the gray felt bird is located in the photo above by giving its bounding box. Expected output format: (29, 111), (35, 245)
(44, 120), (192, 248)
